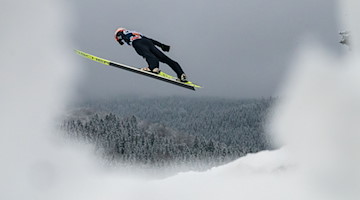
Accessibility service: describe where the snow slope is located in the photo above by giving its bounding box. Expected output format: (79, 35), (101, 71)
(132, 149), (294, 200)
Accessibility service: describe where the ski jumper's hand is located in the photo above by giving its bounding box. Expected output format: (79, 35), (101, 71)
(161, 44), (170, 52)
(145, 37), (170, 52)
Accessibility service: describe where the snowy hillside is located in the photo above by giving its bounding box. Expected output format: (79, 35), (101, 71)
(61, 98), (273, 172)
(126, 149), (293, 200)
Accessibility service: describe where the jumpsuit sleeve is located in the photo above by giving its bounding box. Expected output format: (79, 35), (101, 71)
(144, 36), (164, 47)
(143, 36), (170, 52)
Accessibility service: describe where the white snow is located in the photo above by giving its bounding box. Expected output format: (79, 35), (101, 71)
(1, 0), (359, 200)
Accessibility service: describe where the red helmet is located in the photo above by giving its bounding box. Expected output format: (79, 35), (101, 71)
(114, 27), (126, 41)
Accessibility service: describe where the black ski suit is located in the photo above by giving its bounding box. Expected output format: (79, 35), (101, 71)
(115, 30), (185, 78)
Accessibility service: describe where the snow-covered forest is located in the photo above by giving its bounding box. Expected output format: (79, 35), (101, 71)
(61, 97), (274, 169)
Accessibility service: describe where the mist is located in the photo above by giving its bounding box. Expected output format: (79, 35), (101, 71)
(1, 0), (359, 200)
(0, 1), (96, 199)
(269, 0), (360, 198)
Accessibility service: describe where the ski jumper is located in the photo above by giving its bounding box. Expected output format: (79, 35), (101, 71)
(115, 29), (185, 78)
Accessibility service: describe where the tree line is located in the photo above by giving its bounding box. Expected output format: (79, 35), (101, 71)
(61, 97), (274, 170)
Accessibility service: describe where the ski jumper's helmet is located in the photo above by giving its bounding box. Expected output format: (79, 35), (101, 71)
(114, 27), (126, 41)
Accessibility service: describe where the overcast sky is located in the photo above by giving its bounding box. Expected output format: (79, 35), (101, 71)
(71, 0), (343, 100)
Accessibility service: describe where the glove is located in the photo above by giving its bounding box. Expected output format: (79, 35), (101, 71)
(161, 44), (170, 52)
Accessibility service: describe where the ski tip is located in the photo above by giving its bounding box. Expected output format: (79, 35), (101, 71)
(185, 82), (202, 89)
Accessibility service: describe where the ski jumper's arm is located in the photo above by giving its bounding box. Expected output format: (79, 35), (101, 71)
(144, 36), (170, 52)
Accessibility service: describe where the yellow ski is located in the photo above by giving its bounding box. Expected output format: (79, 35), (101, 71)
(75, 50), (202, 91)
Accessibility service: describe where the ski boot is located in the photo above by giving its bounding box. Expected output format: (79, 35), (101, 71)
(177, 73), (188, 82)
(141, 67), (161, 74)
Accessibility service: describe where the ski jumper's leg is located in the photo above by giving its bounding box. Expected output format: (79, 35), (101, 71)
(149, 45), (185, 78)
(132, 39), (159, 70)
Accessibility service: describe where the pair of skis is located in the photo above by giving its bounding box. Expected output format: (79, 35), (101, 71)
(75, 50), (202, 91)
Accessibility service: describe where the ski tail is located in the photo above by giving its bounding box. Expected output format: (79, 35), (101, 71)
(75, 50), (111, 66)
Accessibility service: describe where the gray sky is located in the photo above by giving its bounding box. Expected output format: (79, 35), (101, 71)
(71, 0), (342, 100)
